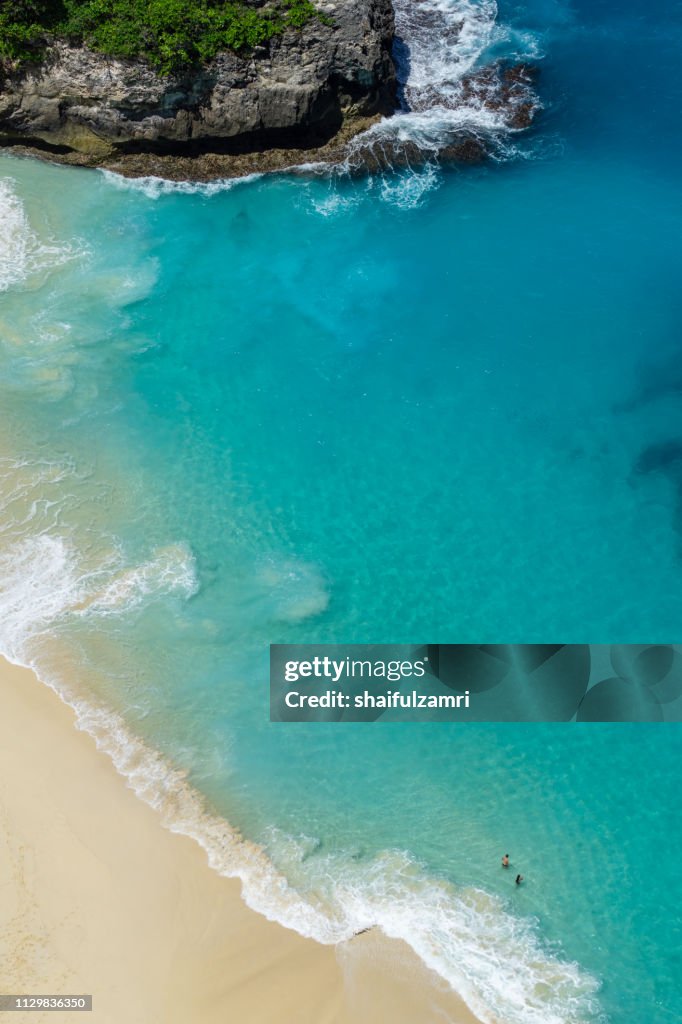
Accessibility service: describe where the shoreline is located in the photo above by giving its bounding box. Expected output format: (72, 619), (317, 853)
(0, 655), (484, 1024)
(0, 63), (537, 185)
(0, 114), (385, 184)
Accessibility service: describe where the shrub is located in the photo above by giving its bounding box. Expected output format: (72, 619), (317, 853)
(0, 0), (327, 74)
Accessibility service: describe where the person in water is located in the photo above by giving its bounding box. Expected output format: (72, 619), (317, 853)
(515, 874), (523, 885)
(502, 854), (510, 868)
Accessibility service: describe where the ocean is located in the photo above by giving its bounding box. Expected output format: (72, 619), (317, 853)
(1, 0), (681, 1021)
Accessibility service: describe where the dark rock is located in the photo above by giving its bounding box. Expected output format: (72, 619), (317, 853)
(440, 136), (488, 164)
(456, 61), (539, 131)
(635, 440), (682, 476)
(0, 0), (397, 163)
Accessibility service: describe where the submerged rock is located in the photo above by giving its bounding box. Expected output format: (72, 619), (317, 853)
(459, 62), (539, 131)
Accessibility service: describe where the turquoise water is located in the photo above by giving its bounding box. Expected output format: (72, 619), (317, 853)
(1, 0), (681, 1021)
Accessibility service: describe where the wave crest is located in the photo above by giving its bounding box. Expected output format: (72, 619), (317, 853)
(99, 169), (263, 199)
(0, 177), (82, 293)
(261, 834), (602, 1024)
(340, 0), (541, 185)
(0, 457), (198, 662)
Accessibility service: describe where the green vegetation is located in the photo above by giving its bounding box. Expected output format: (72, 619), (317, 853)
(0, 0), (325, 74)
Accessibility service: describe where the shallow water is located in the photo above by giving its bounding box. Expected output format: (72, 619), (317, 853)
(1, 1), (681, 1021)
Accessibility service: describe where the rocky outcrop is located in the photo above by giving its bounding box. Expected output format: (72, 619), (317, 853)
(0, 0), (542, 181)
(0, 0), (397, 166)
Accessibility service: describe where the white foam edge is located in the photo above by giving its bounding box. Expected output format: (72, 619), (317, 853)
(99, 169), (264, 199)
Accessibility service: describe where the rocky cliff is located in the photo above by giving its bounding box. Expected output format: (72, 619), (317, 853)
(0, 0), (397, 175)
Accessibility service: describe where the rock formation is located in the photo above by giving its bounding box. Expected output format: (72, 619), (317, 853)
(0, 0), (397, 169)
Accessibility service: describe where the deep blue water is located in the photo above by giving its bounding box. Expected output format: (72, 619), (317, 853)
(1, 1), (681, 1022)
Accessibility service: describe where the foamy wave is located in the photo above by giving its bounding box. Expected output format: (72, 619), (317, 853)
(306, 188), (363, 218)
(0, 455), (198, 662)
(340, 860), (600, 1024)
(261, 834), (602, 1024)
(0, 534), (197, 656)
(0, 535), (88, 661)
(0, 178), (82, 292)
(350, 101), (521, 161)
(99, 169), (263, 199)
(345, 0), (541, 174)
(11, 669), (346, 945)
(379, 164), (441, 208)
(395, 0), (498, 110)
(76, 543), (198, 614)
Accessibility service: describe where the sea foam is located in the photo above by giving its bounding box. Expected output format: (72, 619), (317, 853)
(262, 833), (603, 1024)
(0, 455), (198, 663)
(337, 0), (543, 204)
(99, 170), (263, 199)
(0, 178), (81, 292)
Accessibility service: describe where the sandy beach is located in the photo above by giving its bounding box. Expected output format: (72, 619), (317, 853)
(0, 656), (482, 1024)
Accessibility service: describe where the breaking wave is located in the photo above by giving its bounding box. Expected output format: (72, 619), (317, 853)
(0, 456), (198, 664)
(0, 177), (82, 292)
(262, 832), (603, 1024)
(344, 0), (541, 173)
(99, 169), (263, 199)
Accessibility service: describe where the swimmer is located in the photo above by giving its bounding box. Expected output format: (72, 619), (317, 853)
(502, 854), (510, 868)
(515, 874), (523, 886)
